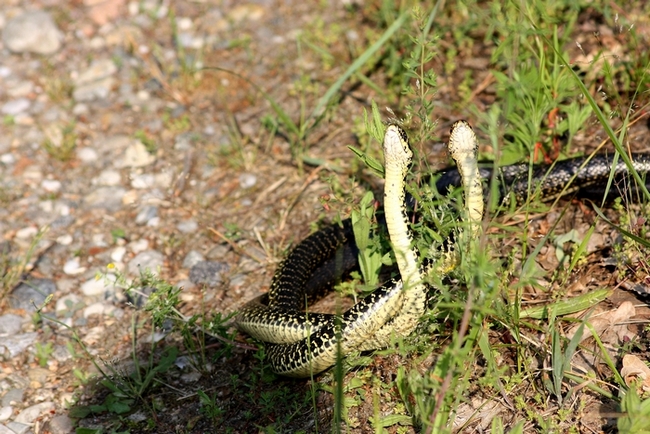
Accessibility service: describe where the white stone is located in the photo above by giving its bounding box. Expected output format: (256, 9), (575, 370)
(115, 140), (156, 168)
(63, 258), (86, 275)
(1, 98), (31, 115)
(111, 246), (127, 262)
(0, 406), (12, 421)
(41, 179), (62, 192)
(57, 234), (73, 245)
(83, 302), (114, 318)
(2, 11), (62, 54)
(80, 277), (107, 296)
(93, 169), (122, 186)
(77, 147), (98, 162)
(129, 239), (149, 253)
(15, 226), (38, 239)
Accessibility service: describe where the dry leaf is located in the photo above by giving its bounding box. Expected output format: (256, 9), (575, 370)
(621, 354), (650, 392)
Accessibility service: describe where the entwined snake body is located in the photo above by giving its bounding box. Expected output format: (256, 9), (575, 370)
(236, 121), (650, 377)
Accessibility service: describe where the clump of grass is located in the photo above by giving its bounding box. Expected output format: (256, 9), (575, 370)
(41, 122), (78, 162)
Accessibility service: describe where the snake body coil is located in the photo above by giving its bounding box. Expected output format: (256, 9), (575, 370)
(237, 123), (650, 377)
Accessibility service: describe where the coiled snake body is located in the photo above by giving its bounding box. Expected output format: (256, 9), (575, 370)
(236, 122), (650, 377)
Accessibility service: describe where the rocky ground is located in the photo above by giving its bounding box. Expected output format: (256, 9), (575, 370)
(1, 0), (650, 433)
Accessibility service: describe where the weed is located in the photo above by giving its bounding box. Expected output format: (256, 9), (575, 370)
(41, 121), (78, 162)
(34, 342), (54, 367)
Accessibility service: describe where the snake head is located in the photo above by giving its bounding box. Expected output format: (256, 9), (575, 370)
(383, 124), (413, 167)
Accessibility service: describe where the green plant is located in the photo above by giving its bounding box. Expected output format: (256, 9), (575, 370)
(41, 122), (77, 162)
(34, 342), (54, 367)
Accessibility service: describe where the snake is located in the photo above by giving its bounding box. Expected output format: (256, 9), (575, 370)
(236, 121), (650, 377)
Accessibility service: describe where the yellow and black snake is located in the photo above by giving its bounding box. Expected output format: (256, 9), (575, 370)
(236, 121), (650, 377)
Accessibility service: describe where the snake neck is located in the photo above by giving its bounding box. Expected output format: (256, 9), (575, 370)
(383, 125), (422, 290)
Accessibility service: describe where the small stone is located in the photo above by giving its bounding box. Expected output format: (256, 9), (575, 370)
(111, 246), (127, 262)
(27, 367), (50, 384)
(47, 414), (75, 434)
(75, 59), (118, 86)
(46, 414), (74, 434)
(135, 205), (158, 225)
(0, 333), (38, 357)
(9, 278), (56, 311)
(127, 250), (164, 275)
(182, 250), (205, 269)
(84, 186), (127, 211)
(0, 153), (16, 164)
(41, 179), (62, 192)
(238, 173), (257, 189)
(177, 219), (198, 233)
(63, 258), (86, 275)
(83, 302), (115, 318)
(0, 314), (23, 335)
(5, 421), (29, 434)
(129, 239), (149, 253)
(189, 261), (229, 287)
(80, 277), (108, 296)
(72, 76), (115, 101)
(14, 402), (55, 424)
(15, 226), (38, 240)
(131, 173), (155, 189)
(1, 98), (31, 115)
(115, 140), (156, 168)
(2, 389), (25, 407)
(0, 406), (12, 421)
(76, 147), (98, 162)
(93, 169), (121, 186)
(56, 234), (73, 245)
(2, 11), (62, 54)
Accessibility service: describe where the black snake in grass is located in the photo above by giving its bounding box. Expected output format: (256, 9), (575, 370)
(236, 121), (650, 377)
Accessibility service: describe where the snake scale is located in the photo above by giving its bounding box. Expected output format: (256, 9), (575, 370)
(236, 121), (650, 377)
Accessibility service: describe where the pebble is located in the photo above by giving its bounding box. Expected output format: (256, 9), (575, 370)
(93, 169), (122, 186)
(2, 11), (62, 54)
(73, 76), (115, 102)
(127, 250), (164, 275)
(76, 147), (99, 163)
(84, 186), (127, 210)
(188, 261), (229, 287)
(47, 414), (75, 434)
(177, 219), (198, 233)
(135, 205), (158, 225)
(41, 179), (62, 193)
(128, 239), (149, 253)
(2, 389), (25, 407)
(1, 333), (38, 357)
(0, 406), (11, 422)
(111, 246), (127, 262)
(131, 173), (155, 189)
(56, 234), (73, 246)
(0, 314), (23, 335)
(9, 278), (56, 311)
(83, 302), (115, 318)
(15, 226), (38, 240)
(115, 140), (156, 168)
(182, 250), (205, 269)
(238, 173), (257, 189)
(5, 422), (29, 434)
(63, 258), (87, 275)
(75, 59), (118, 86)
(80, 277), (111, 297)
(1, 98), (31, 116)
(14, 401), (55, 424)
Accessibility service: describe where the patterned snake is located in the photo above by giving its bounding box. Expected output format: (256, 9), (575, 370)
(236, 121), (650, 377)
